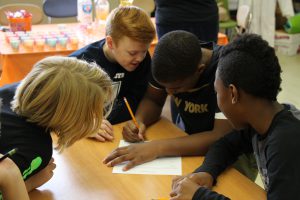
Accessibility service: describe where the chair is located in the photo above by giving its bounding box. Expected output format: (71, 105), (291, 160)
(0, 3), (43, 25)
(42, 0), (77, 23)
(217, 0), (237, 40)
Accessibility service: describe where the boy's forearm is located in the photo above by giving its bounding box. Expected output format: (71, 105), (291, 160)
(154, 119), (233, 157)
(135, 98), (163, 127)
(1, 170), (29, 200)
(194, 130), (249, 179)
(154, 131), (228, 157)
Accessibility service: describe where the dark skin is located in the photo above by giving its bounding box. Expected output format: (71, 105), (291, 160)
(103, 48), (233, 171)
(170, 69), (283, 198)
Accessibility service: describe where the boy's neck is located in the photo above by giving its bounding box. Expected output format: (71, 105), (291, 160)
(103, 42), (116, 63)
(201, 48), (213, 66)
(246, 100), (283, 135)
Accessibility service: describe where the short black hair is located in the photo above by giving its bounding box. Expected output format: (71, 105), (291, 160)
(152, 30), (202, 83)
(218, 34), (282, 101)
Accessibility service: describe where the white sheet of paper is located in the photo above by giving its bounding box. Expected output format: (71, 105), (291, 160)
(112, 140), (182, 175)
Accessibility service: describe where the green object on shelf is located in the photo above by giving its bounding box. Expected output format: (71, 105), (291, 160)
(217, 0), (237, 40)
(284, 14), (300, 34)
(219, 20), (237, 29)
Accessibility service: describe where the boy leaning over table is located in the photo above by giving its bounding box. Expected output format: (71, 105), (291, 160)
(70, 5), (156, 142)
(103, 30), (258, 181)
(171, 34), (300, 200)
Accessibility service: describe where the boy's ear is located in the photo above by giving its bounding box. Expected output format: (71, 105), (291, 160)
(229, 84), (239, 104)
(106, 36), (113, 49)
(196, 64), (206, 75)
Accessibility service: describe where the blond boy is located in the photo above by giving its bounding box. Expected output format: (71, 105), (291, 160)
(0, 56), (113, 192)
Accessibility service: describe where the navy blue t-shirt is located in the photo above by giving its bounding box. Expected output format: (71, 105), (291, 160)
(69, 39), (151, 124)
(155, 0), (218, 25)
(150, 42), (223, 134)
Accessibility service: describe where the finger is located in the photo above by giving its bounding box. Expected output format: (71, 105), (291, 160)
(102, 147), (129, 164)
(138, 132), (145, 141)
(49, 162), (56, 170)
(170, 191), (179, 199)
(122, 158), (141, 171)
(99, 131), (114, 141)
(124, 121), (139, 133)
(122, 126), (140, 142)
(107, 154), (132, 167)
(122, 131), (139, 142)
(100, 123), (114, 137)
(101, 124), (113, 135)
(172, 175), (182, 182)
(49, 157), (55, 164)
(169, 190), (177, 197)
(172, 176), (183, 189)
(102, 119), (113, 130)
(92, 134), (106, 142)
(124, 120), (139, 134)
(170, 195), (179, 200)
(138, 123), (146, 141)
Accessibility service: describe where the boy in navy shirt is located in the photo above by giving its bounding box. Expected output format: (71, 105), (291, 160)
(104, 31), (257, 181)
(70, 6), (155, 142)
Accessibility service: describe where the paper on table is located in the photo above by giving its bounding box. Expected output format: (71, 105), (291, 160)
(112, 140), (182, 175)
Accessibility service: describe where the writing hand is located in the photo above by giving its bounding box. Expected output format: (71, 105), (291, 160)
(122, 120), (146, 142)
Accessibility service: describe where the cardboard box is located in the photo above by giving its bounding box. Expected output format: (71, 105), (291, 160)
(275, 30), (300, 56)
(275, 43), (300, 56)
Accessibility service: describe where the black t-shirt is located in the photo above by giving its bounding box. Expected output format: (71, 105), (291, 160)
(0, 83), (52, 180)
(150, 42), (223, 134)
(155, 0), (218, 25)
(195, 104), (300, 200)
(69, 39), (151, 124)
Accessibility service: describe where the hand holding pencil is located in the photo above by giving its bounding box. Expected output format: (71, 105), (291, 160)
(123, 97), (146, 142)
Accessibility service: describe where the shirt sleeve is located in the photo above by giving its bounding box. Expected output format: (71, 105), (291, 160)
(194, 128), (254, 180)
(265, 129), (300, 200)
(193, 187), (230, 200)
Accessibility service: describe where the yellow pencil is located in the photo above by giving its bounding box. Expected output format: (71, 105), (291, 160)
(123, 97), (140, 129)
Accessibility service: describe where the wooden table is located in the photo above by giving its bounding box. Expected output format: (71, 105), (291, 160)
(29, 117), (266, 200)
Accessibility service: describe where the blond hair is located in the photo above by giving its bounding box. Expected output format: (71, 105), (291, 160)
(11, 56), (113, 151)
(105, 5), (155, 44)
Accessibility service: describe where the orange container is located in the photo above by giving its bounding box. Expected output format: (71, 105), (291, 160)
(8, 16), (32, 32)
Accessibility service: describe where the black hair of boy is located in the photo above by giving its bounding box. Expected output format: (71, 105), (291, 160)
(218, 34), (282, 101)
(152, 30), (202, 83)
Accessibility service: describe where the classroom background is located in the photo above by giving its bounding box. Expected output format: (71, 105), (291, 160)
(0, 0), (300, 199)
